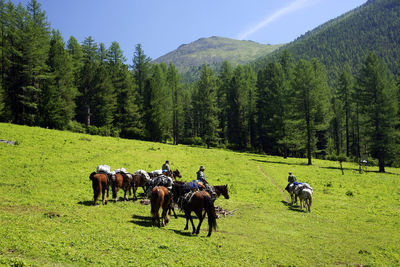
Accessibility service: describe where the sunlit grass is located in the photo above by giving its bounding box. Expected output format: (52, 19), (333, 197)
(0, 123), (399, 266)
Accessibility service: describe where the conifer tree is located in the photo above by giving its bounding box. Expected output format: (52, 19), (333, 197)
(194, 64), (218, 148)
(77, 36), (98, 126)
(217, 61), (233, 145)
(227, 65), (248, 149)
(357, 52), (398, 172)
(292, 59), (330, 165)
(41, 30), (77, 129)
(337, 66), (354, 157)
(167, 63), (183, 144)
(256, 62), (286, 154)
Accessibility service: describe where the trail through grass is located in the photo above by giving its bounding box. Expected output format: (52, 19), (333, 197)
(0, 123), (399, 266)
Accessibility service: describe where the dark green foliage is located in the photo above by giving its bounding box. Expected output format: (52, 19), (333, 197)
(41, 30), (77, 129)
(357, 52), (398, 172)
(255, 0), (400, 84)
(193, 64), (219, 148)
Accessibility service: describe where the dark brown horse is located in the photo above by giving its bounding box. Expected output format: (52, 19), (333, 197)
(170, 169), (182, 180)
(182, 190), (217, 237)
(150, 186), (172, 227)
(213, 185), (230, 199)
(89, 172), (110, 205)
(110, 172), (134, 202)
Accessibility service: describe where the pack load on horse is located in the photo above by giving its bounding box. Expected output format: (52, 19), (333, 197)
(146, 175), (174, 197)
(148, 169), (163, 178)
(132, 169), (151, 200)
(89, 165), (113, 205)
(110, 167), (134, 202)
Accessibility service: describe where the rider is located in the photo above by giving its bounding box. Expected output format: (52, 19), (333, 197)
(285, 171), (297, 191)
(196, 165), (216, 199)
(162, 160), (171, 176)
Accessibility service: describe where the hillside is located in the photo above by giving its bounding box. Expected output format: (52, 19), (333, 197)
(253, 0), (400, 82)
(1, 123), (400, 266)
(153, 36), (283, 82)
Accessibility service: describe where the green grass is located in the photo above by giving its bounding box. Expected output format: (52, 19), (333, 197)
(0, 123), (399, 266)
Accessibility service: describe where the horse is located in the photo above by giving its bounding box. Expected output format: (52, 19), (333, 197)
(182, 190), (217, 237)
(132, 170), (151, 200)
(150, 186), (172, 227)
(110, 172), (134, 202)
(89, 172), (110, 205)
(149, 169), (182, 180)
(285, 183), (298, 205)
(213, 185), (229, 199)
(170, 169), (182, 180)
(299, 188), (313, 212)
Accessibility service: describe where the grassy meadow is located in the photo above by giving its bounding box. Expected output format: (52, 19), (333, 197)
(0, 123), (399, 266)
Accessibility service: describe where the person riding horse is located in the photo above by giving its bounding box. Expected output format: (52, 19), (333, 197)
(162, 160), (171, 176)
(285, 171), (297, 191)
(196, 165), (216, 199)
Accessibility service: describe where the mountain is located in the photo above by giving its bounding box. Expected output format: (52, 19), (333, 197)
(153, 36), (283, 82)
(253, 0), (400, 83)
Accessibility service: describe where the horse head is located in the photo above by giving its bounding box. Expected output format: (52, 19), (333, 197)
(173, 169), (182, 178)
(221, 185), (230, 199)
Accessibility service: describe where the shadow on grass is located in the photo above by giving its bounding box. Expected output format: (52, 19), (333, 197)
(130, 214), (153, 227)
(281, 200), (305, 213)
(170, 229), (195, 237)
(251, 158), (309, 166)
(77, 200), (94, 206)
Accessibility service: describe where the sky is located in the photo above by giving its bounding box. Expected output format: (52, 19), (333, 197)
(11, 0), (367, 62)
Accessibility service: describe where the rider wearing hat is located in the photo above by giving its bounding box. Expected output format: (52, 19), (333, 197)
(162, 160), (171, 175)
(196, 165), (216, 199)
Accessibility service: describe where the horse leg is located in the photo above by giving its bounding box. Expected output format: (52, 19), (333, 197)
(105, 184), (109, 205)
(132, 185), (137, 201)
(101, 185), (106, 205)
(93, 182), (100, 205)
(194, 209), (204, 235)
(123, 189), (128, 201)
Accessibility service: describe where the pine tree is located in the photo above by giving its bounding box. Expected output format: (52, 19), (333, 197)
(66, 36), (83, 88)
(227, 65), (248, 149)
(292, 59), (330, 165)
(131, 44), (151, 106)
(41, 30), (77, 129)
(19, 0), (50, 125)
(357, 52), (398, 172)
(167, 63), (183, 145)
(195, 64), (218, 148)
(256, 62), (286, 154)
(337, 66), (354, 157)
(217, 61), (233, 145)
(107, 41), (142, 138)
(77, 36), (98, 126)
(143, 64), (169, 141)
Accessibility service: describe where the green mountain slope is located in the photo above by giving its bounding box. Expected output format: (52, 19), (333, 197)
(154, 36), (283, 82)
(254, 0), (400, 82)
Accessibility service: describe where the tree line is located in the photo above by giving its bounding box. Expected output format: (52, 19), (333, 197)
(1, 0), (399, 171)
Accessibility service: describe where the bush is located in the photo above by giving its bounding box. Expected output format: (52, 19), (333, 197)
(66, 121), (86, 133)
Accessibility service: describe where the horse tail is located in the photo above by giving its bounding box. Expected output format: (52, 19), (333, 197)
(89, 172), (96, 180)
(204, 194), (217, 233)
(308, 193), (312, 212)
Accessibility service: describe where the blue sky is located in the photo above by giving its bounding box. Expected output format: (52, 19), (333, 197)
(12, 0), (366, 62)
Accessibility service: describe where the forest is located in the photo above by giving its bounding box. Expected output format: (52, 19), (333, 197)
(1, 0), (399, 171)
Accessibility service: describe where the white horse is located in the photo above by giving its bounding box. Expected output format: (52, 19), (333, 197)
(299, 188), (313, 212)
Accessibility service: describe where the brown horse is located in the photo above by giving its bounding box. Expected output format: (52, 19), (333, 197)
(213, 185), (230, 199)
(89, 172), (110, 205)
(183, 190), (217, 237)
(132, 170), (151, 200)
(110, 172), (134, 202)
(150, 186), (172, 227)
